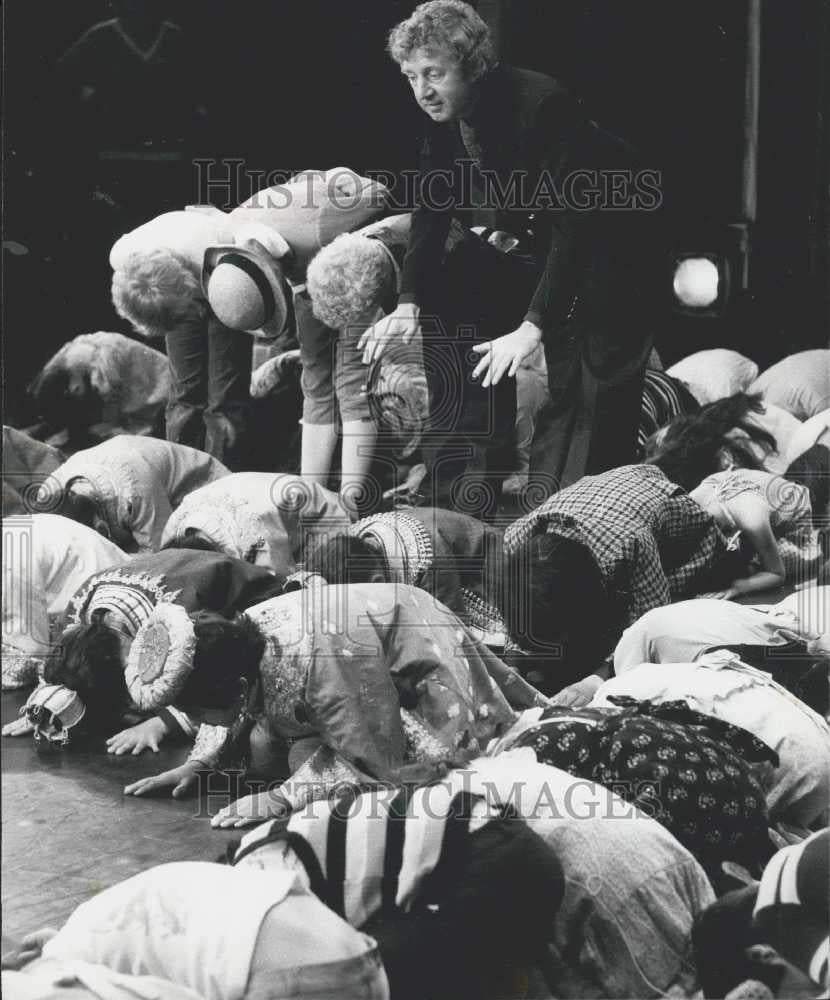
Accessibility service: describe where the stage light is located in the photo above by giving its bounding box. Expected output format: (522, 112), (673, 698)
(673, 256), (720, 307)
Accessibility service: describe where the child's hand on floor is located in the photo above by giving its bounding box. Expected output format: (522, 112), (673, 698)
(107, 716), (170, 755)
(123, 761), (200, 799)
(1, 716), (35, 737)
(211, 789), (291, 829)
(3, 927), (58, 968)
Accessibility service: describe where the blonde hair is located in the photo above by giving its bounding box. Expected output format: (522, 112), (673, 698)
(111, 249), (207, 338)
(306, 234), (395, 330)
(387, 0), (497, 82)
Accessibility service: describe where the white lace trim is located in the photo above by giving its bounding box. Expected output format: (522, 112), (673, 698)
(352, 511), (433, 586)
(67, 569), (181, 624)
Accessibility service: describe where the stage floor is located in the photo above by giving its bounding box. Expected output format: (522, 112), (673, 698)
(1, 689), (240, 957)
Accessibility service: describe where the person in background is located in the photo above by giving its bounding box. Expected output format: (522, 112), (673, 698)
(613, 587), (829, 714)
(160, 471), (353, 576)
(1, 547), (285, 749)
(29, 331), (171, 445)
(2, 426), (64, 515)
(689, 468), (819, 594)
(3, 861), (390, 1000)
(2, 513), (129, 689)
(784, 417), (830, 525)
(110, 206), (271, 469)
(204, 168), (391, 509)
(636, 367), (700, 457)
(304, 213), (413, 513)
(303, 504), (507, 641)
(50, 435), (229, 552)
(750, 350), (830, 421)
(486, 696), (775, 882)
(228, 770), (563, 1000)
(502, 462), (727, 694)
(693, 829), (829, 999)
(592, 652), (830, 829)
(111, 168), (386, 470)
(785, 410), (830, 468)
(666, 348), (759, 406)
(645, 392), (785, 490)
(122, 582), (546, 810)
(503, 344), (550, 496)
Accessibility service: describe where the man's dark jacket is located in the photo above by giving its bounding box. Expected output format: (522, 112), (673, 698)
(399, 64), (663, 487)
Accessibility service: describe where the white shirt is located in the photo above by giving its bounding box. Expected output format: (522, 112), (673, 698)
(2, 514), (129, 685)
(41, 862), (374, 1000)
(110, 210), (236, 274)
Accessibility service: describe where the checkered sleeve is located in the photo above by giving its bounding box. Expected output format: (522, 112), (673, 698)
(659, 494), (727, 597)
(621, 533), (672, 627)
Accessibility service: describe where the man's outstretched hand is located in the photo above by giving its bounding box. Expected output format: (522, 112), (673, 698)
(471, 322), (542, 387)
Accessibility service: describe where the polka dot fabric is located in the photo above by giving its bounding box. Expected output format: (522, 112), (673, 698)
(512, 698), (776, 874)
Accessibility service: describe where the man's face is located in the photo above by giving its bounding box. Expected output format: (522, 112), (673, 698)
(400, 48), (477, 122)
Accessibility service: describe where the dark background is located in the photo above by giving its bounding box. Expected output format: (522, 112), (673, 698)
(3, 0), (828, 424)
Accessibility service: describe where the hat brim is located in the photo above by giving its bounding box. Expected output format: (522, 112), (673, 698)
(203, 244), (290, 340)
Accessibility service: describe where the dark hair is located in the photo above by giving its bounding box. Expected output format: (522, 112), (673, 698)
(45, 617), (129, 726)
(303, 533), (387, 584)
(504, 533), (612, 693)
(692, 885), (761, 998)
(177, 612), (266, 708)
(29, 366), (99, 430)
(646, 392), (777, 491)
(785, 443), (830, 526)
(162, 530), (222, 554)
(56, 485), (104, 531)
(365, 816), (563, 1000)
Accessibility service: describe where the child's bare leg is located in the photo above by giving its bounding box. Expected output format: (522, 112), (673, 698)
(300, 421), (338, 484)
(340, 419), (378, 517)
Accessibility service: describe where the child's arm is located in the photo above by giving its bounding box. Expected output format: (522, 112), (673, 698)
(727, 492), (786, 595)
(549, 659), (612, 708)
(122, 722), (229, 799)
(104, 703), (202, 756)
(211, 742), (365, 828)
(106, 715), (172, 755)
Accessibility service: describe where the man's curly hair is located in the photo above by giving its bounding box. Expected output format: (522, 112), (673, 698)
(111, 249), (208, 338)
(306, 234), (394, 330)
(387, 0), (497, 82)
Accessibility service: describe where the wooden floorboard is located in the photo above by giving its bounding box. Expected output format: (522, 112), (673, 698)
(1, 689), (241, 945)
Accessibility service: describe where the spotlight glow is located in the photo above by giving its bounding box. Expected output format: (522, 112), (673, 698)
(673, 257), (720, 307)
